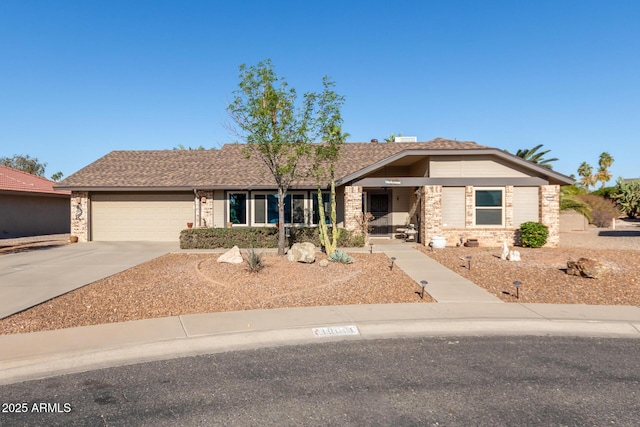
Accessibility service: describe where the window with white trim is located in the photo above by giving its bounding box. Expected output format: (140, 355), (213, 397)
(228, 192), (248, 225)
(474, 188), (504, 226)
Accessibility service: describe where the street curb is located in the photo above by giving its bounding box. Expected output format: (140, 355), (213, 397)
(1, 317), (639, 386)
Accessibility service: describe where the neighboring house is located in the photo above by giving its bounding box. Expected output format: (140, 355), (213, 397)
(55, 138), (574, 246)
(0, 165), (71, 238)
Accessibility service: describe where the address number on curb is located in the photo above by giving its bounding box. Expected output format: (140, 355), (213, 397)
(312, 325), (360, 337)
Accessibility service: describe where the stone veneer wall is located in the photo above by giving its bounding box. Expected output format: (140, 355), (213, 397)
(195, 190), (214, 228)
(70, 191), (89, 242)
(418, 185), (442, 245)
(420, 185), (542, 247)
(343, 185), (362, 233)
(539, 185), (560, 247)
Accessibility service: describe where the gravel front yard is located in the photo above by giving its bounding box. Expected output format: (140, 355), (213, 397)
(1, 223), (639, 336)
(0, 252), (430, 335)
(418, 245), (640, 305)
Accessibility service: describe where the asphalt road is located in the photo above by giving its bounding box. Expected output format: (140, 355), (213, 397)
(1, 336), (639, 426)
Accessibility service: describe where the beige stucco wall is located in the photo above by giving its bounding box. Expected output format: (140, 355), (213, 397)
(0, 193), (70, 238)
(390, 187), (412, 226)
(560, 211), (588, 232)
(430, 155), (532, 178)
(212, 190), (226, 228)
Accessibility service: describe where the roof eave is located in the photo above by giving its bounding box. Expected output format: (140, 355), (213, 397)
(335, 148), (575, 186)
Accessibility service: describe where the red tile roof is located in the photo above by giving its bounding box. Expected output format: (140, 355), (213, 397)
(0, 165), (70, 195)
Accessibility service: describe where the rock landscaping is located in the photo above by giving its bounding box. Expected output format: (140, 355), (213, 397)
(419, 242), (640, 305)
(0, 252), (429, 335)
(1, 224), (638, 335)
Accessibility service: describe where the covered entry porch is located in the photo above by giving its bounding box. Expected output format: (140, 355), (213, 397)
(359, 180), (425, 241)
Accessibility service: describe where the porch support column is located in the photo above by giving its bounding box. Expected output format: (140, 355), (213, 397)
(70, 191), (89, 242)
(540, 185), (560, 247)
(505, 185), (514, 228)
(343, 185), (362, 234)
(419, 185), (442, 245)
(465, 186), (474, 227)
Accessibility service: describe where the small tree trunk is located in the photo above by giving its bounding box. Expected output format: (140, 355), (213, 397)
(278, 187), (286, 256)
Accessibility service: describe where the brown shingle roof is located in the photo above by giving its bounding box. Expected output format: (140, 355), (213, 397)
(0, 165), (70, 195)
(56, 138), (491, 189)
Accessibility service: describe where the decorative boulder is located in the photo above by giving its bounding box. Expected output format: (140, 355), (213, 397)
(319, 259), (329, 267)
(567, 258), (605, 279)
(217, 245), (243, 264)
(287, 242), (316, 263)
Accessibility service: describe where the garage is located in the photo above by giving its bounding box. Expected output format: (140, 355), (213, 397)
(91, 193), (194, 241)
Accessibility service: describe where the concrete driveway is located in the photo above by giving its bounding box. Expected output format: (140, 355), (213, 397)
(0, 242), (178, 319)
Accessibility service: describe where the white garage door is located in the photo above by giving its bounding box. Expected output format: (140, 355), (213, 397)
(91, 193), (194, 241)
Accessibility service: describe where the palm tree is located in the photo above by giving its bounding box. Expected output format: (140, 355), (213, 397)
(560, 185), (591, 221)
(515, 144), (558, 169)
(596, 152), (614, 188)
(577, 161), (596, 193)
(384, 133), (402, 143)
(595, 167), (612, 189)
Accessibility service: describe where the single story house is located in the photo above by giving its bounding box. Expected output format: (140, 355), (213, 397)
(0, 165), (71, 238)
(55, 138), (574, 246)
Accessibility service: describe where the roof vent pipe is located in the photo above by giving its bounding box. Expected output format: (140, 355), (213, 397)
(370, 139), (378, 143)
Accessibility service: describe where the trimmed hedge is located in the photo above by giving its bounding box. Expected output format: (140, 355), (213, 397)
(518, 222), (549, 248)
(179, 227), (365, 249)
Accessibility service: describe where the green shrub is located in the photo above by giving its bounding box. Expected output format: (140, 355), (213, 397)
(245, 248), (264, 273)
(180, 227), (365, 249)
(590, 186), (616, 199)
(287, 227), (364, 248)
(180, 227), (278, 249)
(328, 249), (354, 264)
(518, 222), (549, 248)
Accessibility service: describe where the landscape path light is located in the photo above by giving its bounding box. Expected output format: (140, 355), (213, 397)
(466, 255), (472, 271)
(419, 280), (428, 299)
(369, 242), (373, 254)
(390, 257), (396, 271)
(513, 280), (522, 299)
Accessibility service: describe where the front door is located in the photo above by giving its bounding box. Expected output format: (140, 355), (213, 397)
(369, 193), (390, 235)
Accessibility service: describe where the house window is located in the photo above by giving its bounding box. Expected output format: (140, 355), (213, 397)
(254, 194), (279, 224)
(474, 189), (504, 226)
(228, 192), (248, 225)
(312, 192), (331, 225)
(254, 193), (306, 225)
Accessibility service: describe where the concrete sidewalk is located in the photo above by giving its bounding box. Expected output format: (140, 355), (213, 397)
(376, 245), (501, 303)
(1, 302), (639, 385)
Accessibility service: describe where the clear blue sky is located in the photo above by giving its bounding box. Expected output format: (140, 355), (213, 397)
(1, 0), (639, 182)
